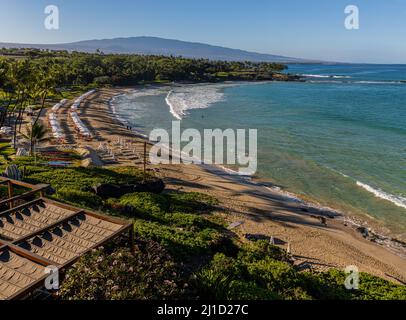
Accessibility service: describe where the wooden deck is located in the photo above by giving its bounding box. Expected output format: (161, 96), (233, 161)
(0, 177), (133, 300)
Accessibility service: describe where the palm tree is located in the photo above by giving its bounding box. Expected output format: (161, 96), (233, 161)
(21, 122), (49, 156)
(5, 60), (32, 148)
(31, 59), (60, 128)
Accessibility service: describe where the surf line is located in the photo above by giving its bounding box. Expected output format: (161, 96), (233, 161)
(165, 90), (183, 120)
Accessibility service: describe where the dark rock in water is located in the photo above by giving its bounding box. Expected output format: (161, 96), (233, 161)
(92, 179), (165, 199)
(272, 73), (302, 82)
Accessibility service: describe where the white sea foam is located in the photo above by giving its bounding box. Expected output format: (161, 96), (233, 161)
(356, 181), (406, 209)
(110, 88), (170, 126)
(165, 91), (182, 120)
(300, 74), (351, 79)
(125, 87), (169, 99)
(335, 169), (406, 210)
(109, 95), (130, 126)
(355, 80), (403, 85)
(307, 79), (403, 85)
(165, 84), (231, 120)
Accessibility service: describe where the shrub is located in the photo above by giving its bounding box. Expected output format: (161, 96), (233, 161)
(195, 241), (406, 301)
(59, 241), (187, 300)
(355, 273), (406, 300)
(0, 142), (14, 163)
(5, 162), (403, 301)
(19, 166), (158, 210)
(118, 193), (218, 229)
(195, 253), (280, 300)
(196, 242), (313, 300)
(118, 191), (218, 215)
(244, 257), (311, 299)
(24, 166), (152, 192)
(56, 188), (103, 209)
(104, 198), (126, 212)
(0, 185), (10, 200)
(116, 192), (226, 259)
(240, 240), (292, 264)
(301, 269), (406, 300)
(133, 220), (224, 259)
(168, 192), (219, 213)
(119, 192), (169, 216)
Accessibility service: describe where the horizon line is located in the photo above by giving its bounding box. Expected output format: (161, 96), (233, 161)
(1, 35), (405, 65)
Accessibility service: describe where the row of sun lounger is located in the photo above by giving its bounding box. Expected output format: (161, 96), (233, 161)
(97, 139), (142, 165)
(69, 90), (96, 139)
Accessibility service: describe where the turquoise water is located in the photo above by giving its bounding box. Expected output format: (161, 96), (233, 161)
(113, 64), (406, 238)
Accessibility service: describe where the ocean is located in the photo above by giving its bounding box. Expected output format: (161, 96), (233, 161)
(111, 64), (406, 239)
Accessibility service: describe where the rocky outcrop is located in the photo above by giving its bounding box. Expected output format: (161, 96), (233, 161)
(271, 73), (302, 81)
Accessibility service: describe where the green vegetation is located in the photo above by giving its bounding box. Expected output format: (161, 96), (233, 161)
(0, 48), (287, 92)
(20, 122), (49, 156)
(0, 160), (403, 300)
(0, 141), (14, 162)
(59, 240), (186, 300)
(24, 165), (152, 192)
(0, 49), (288, 158)
(0, 50), (288, 155)
(0, 159), (156, 209)
(196, 242), (406, 300)
(0, 185), (10, 199)
(114, 192), (225, 259)
(0, 47), (403, 301)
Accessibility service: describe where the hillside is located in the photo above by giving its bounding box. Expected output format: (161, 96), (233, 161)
(0, 36), (311, 63)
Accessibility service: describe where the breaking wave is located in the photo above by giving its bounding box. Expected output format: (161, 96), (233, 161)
(165, 84), (230, 120)
(356, 181), (406, 209)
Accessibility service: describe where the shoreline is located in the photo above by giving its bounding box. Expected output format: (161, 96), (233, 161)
(107, 86), (406, 257)
(72, 87), (406, 284)
(108, 85), (406, 252)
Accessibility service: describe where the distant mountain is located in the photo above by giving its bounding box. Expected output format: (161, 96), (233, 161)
(0, 36), (312, 63)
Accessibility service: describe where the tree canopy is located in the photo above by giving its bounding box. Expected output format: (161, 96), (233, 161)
(0, 48), (288, 88)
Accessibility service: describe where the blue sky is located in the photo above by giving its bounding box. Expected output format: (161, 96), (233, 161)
(0, 0), (405, 63)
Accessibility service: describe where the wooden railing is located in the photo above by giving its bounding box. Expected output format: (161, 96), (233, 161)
(0, 177), (49, 209)
(0, 177), (134, 300)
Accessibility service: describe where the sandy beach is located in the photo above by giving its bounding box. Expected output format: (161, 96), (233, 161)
(46, 87), (406, 284)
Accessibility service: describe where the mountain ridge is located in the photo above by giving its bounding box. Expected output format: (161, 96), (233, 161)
(0, 36), (314, 63)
